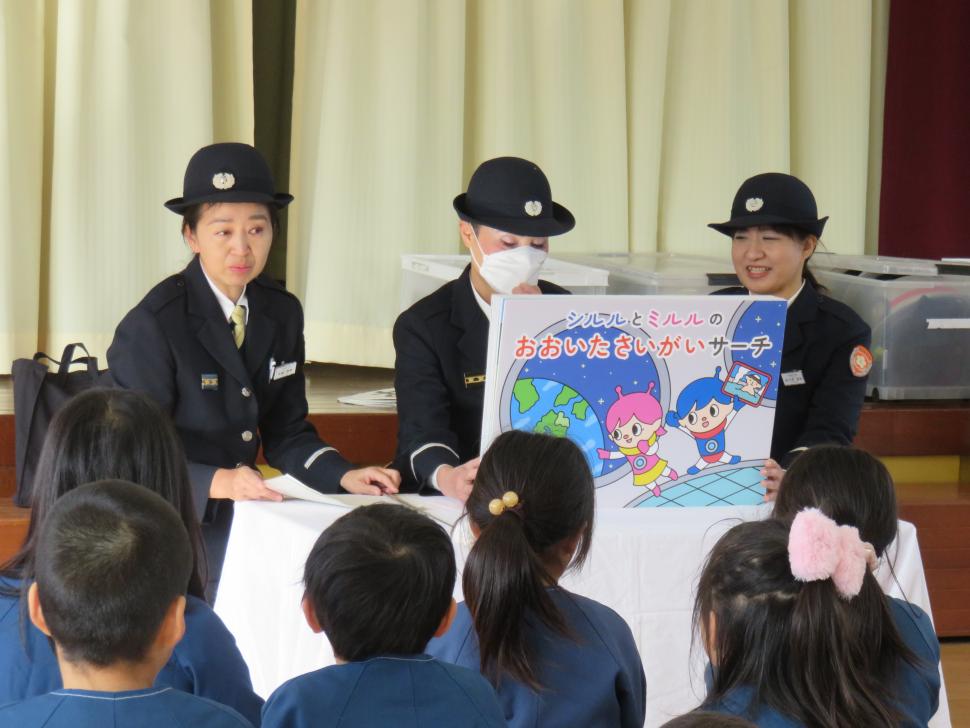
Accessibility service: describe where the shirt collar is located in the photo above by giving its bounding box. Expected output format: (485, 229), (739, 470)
(198, 260), (249, 323)
(746, 280), (806, 307)
(787, 280), (806, 306)
(469, 278), (490, 321)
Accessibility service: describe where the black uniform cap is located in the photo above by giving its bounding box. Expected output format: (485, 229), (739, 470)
(165, 142), (293, 214)
(709, 172), (827, 238)
(453, 156), (575, 237)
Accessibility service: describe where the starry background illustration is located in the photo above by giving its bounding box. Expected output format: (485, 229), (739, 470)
(726, 302), (788, 402)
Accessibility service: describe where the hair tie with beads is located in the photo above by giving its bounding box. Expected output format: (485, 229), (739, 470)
(488, 491), (522, 517)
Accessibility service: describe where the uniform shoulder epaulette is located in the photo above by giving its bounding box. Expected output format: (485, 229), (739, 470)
(406, 277), (458, 319)
(251, 273), (301, 303)
(817, 292), (869, 332)
(817, 291), (861, 320)
(139, 272), (189, 313)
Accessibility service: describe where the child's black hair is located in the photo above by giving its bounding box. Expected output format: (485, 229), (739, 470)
(303, 503), (456, 662)
(695, 518), (914, 728)
(463, 430), (595, 690)
(34, 480), (192, 667)
(1, 388), (206, 599)
(773, 446), (898, 556)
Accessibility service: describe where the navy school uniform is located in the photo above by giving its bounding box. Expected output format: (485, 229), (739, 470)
(427, 588), (646, 728)
(260, 654), (506, 728)
(0, 579), (263, 726)
(0, 686), (253, 727)
(716, 280), (871, 468)
(703, 686), (803, 727)
(107, 256), (355, 584)
(889, 597), (941, 727)
(392, 265), (567, 491)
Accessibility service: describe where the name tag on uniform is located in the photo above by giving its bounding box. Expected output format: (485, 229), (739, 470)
(201, 373), (219, 390)
(464, 373), (486, 387)
(271, 361), (297, 381)
(781, 370), (806, 386)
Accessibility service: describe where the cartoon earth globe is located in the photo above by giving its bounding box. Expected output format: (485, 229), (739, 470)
(510, 377), (607, 477)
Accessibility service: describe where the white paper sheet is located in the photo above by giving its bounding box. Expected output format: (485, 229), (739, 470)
(336, 387), (397, 408)
(264, 475), (463, 527)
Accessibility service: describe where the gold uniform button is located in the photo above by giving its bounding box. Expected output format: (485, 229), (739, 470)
(241, 387), (252, 397)
(241, 430), (253, 442)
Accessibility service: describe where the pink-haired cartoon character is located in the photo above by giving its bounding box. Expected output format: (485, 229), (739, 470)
(597, 384), (678, 496)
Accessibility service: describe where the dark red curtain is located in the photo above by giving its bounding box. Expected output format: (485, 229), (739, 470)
(879, 0), (970, 259)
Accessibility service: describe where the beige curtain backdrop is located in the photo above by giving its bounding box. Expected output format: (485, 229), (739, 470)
(290, 0), (889, 368)
(0, 0), (253, 373)
(0, 1), (45, 372)
(0, 1), (888, 372)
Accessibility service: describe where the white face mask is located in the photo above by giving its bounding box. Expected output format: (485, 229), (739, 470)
(471, 229), (548, 295)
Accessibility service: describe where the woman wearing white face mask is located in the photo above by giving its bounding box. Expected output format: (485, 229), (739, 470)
(392, 157), (575, 499)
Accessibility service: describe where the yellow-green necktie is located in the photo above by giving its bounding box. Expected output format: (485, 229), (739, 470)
(231, 305), (246, 348)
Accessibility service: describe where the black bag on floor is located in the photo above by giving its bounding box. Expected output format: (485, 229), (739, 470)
(12, 343), (110, 507)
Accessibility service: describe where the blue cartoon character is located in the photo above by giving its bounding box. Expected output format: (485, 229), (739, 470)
(666, 367), (744, 475)
(597, 384), (678, 496)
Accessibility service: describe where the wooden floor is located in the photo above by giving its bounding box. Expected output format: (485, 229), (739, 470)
(944, 639), (970, 727)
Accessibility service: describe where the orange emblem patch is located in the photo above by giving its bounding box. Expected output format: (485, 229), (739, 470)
(850, 345), (873, 377)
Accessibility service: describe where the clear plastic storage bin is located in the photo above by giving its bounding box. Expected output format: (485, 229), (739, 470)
(559, 252), (738, 295)
(816, 256), (970, 400)
(399, 254), (609, 310)
(810, 252), (940, 277)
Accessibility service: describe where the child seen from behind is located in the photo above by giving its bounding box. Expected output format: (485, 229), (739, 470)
(427, 430), (646, 728)
(772, 446), (941, 726)
(261, 503), (505, 728)
(696, 507), (924, 727)
(0, 480), (252, 727)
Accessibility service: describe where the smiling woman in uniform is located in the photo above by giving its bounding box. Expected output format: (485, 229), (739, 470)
(108, 143), (399, 595)
(710, 173), (872, 499)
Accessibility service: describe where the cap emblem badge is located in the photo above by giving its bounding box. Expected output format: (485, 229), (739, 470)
(212, 172), (236, 190)
(745, 197), (764, 212)
(524, 200), (542, 217)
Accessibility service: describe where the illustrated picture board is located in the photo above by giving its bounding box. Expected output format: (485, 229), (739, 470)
(481, 295), (787, 508)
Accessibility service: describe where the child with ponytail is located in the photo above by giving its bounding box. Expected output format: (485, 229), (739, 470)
(427, 430), (646, 728)
(772, 446), (941, 726)
(695, 509), (924, 727)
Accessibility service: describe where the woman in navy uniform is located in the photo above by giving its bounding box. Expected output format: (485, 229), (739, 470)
(709, 173), (872, 498)
(392, 157), (573, 500)
(108, 143), (399, 590)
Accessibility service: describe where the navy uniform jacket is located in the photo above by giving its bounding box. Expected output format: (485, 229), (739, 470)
(108, 256), (354, 517)
(888, 597), (941, 727)
(717, 280), (870, 468)
(427, 589), (646, 728)
(0, 580), (263, 726)
(261, 654), (506, 728)
(0, 687), (253, 728)
(392, 265), (567, 491)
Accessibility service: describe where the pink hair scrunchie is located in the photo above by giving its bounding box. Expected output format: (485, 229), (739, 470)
(788, 508), (872, 599)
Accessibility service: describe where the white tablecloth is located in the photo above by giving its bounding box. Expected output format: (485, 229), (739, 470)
(215, 497), (951, 727)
